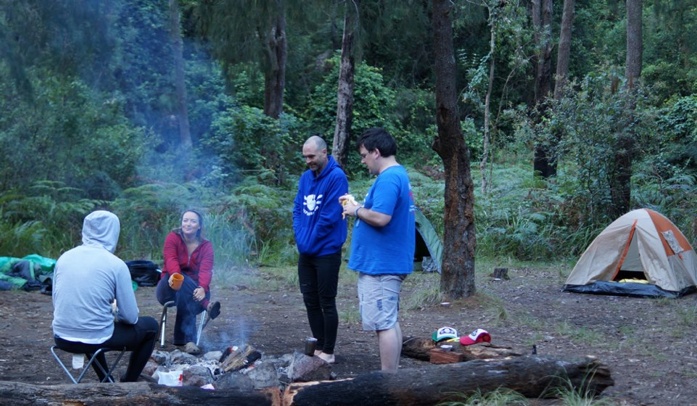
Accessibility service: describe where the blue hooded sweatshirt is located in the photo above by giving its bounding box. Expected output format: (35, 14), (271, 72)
(293, 155), (349, 256)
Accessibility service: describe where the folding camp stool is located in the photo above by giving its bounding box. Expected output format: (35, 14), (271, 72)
(50, 345), (126, 383)
(159, 301), (207, 347)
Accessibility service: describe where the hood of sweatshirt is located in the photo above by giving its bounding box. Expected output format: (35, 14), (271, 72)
(81, 210), (120, 253)
(316, 155), (340, 180)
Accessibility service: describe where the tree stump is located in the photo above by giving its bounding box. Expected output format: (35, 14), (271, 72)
(493, 267), (510, 280)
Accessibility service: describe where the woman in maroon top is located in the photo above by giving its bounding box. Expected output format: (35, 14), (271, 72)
(156, 209), (221, 354)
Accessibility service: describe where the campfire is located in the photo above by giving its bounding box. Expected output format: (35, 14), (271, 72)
(145, 344), (335, 389)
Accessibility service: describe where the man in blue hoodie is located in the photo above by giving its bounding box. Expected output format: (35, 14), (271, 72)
(293, 135), (348, 364)
(52, 210), (158, 382)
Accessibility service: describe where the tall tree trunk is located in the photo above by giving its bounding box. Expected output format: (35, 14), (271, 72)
(263, 3), (287, 120)
(539, 0), (553, 99)
(332, 0), (357, 170)
(259, 2), (287, 185)
(553, 0), (574, 100)
(431, 0), (476, 299)
(610, 0), (642, 217)
(531, 0), (553, 101)
(169, 0), (191, 148)
(625, 0), (642, 90)
(532, 0), (556, 178)
(479, 8), (496, 195)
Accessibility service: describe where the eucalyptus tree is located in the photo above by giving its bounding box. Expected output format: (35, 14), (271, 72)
(531, 0), (556, 178)
(333, 0), (433, 168)
(459, 0), (531, 193)
(432, 0), (477, 299)
(332, 0), (358, 169)
(196, 0), (299, 119)
(554, 0), (574, 99)
(169, 0), (192, 148)
(609, 0), (643, 218)
(625, 0), (643, 91)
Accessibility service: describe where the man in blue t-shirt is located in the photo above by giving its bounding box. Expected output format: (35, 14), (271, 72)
(293, 135), (348, 364)
(341, 128), (415, 371)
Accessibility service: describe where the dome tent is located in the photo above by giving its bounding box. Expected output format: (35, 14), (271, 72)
(414, 206), (443, 273)
(563, 209), (697, 298)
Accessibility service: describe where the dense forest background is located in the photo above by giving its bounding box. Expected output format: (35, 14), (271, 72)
(0, 0), (695, 287)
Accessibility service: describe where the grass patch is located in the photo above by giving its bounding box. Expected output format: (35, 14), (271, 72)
(543, 373), (616, 406)
(339, 306), (361, 325)
(250, 265), (298, 291)
(402, 272), (443, 310)
(555, 321), (606, 344)
(436, 388), (529, 406)
(214, 265), (260, 289)
(676, 305), (697, 328)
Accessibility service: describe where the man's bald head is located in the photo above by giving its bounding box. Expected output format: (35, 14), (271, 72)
(302, 135), (329, 175)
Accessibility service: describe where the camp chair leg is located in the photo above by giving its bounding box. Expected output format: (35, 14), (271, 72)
(159, 301), (175, 348)
(51, 345), (126, 384)
(196, 310), (207, 346)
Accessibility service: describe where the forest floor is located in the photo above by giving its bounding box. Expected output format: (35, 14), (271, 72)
(1, 263), (696, 405)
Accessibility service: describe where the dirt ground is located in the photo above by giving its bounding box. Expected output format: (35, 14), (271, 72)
(1, 265), (697, 405)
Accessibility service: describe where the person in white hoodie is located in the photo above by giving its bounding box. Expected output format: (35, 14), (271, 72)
(52, 210), (158, 382)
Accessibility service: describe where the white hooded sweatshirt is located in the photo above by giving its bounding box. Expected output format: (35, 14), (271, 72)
(52, 210), (139, 343)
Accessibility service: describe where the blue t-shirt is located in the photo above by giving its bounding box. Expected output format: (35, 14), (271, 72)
(348, 165), (415, 275)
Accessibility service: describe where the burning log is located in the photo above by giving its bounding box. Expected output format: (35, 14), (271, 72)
(220, 344), (261, 372)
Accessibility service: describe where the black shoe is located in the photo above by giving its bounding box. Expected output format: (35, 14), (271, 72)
(207, 301), (221, 320)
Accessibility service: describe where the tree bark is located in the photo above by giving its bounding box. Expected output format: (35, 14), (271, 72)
(625, 0), (643, 90)
(286, 356), (614, 405)
(431, 0), (476, 299)
(479, 6), (496, 195)
(263, 3), (287, 119)
(169, 0), (192, 148)
(554, 0), (575, 100)
(532, 0), (556, 178)
(332, 0), (357, 170)
(0, 380), (276, 406)
(609, 0), (642, 218)
(0, 356), (613, 405)
(258, 1), (287, 185)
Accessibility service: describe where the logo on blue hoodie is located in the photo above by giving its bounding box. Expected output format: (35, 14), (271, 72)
(303, 194), (323, 216)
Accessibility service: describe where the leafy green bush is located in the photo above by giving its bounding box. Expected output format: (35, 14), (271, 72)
(0, 181), (100, 257)
(206, 105), (305, 187)
(215, 177), (296, 266)
(0, 71), (144, 199)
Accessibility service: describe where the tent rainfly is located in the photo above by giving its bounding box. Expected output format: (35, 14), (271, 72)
(563, 209), (697, 298)
(414, 207), (443, 274)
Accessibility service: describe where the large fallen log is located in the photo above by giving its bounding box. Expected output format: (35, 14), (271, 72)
(285, 355), (613, 406)
(0, 380), (277, 406)
(0, 355), (613, 406)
